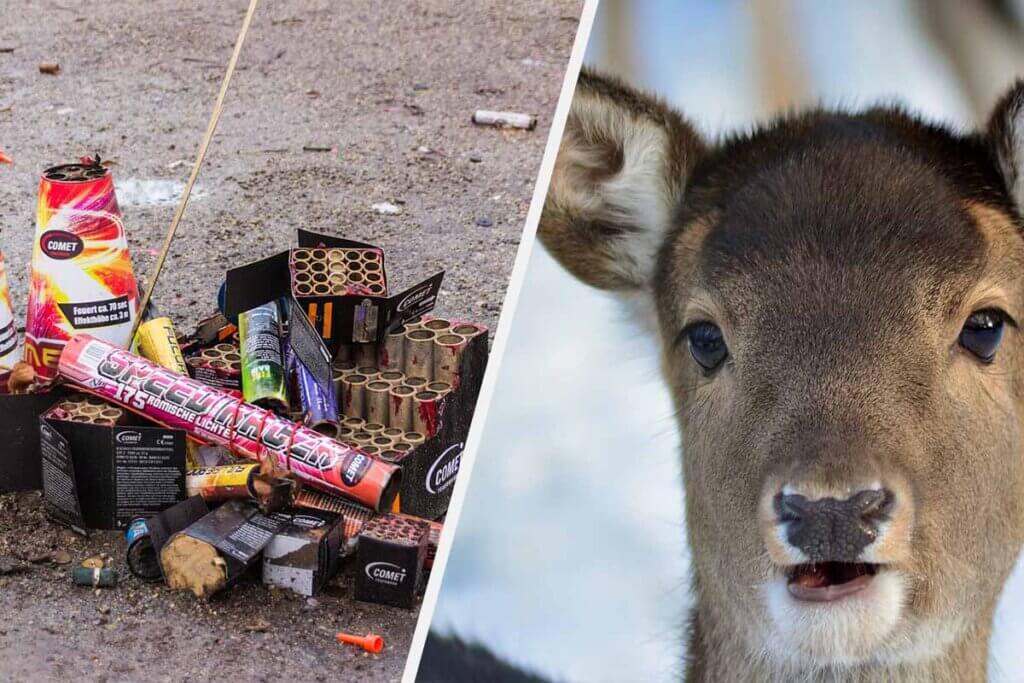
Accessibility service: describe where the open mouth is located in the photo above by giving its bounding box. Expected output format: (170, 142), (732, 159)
(786, 562), (881, 602)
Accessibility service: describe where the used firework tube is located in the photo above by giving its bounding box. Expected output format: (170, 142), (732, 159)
(405, 376), (428, 391)
(379, 370), (405, 385)
(353, 343), (378, 368)
(0, 252), (17, 370)
(379, 325), (405, 371)
(291, 346), (341, 437)
(342, 373), (368, 418)
(423, 318), (452, 333)
(58, 335), (401, 511)
(295, 488), (375, 538)
(389, 384), (415, 431)
(186, 463), (258, 501)
(413, 390), (442, 437)
(126, 517), (162, 581)
(24, 163), (141, 378)
(427, 380), (453, 396)
(404, 329), (435, 381)
(433, 333), (467, 385)
(403, 431), (426, 447)
(137, 316), (200, 467)
(365, 381), (391, 425)
(452, 322), (487, 339)
(238, 301), (289, 413)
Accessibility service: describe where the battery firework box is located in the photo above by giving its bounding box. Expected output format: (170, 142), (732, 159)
(262, 509), (344, 596)
(39, 409), (187, 531)
(391, 328), (489, 520)
(223, 230), (444, 349)
(355, 513), (430, 609)
(0, 388), (69, 492)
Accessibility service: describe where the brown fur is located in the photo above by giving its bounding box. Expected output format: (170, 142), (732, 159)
(540, 68), (1024, 681)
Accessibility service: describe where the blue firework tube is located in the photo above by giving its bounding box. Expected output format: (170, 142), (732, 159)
(238, 301), (289, 413)
(288, 342), (341, 438)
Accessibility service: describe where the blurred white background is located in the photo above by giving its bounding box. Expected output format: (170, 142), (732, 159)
(428, 1), (1024, 681)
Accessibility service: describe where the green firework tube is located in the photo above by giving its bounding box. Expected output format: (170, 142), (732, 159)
(238, 301), (289, 413)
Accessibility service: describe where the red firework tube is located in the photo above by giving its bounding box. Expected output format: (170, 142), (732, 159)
(58, 334), (401, 511)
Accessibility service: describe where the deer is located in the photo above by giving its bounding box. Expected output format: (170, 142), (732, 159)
(537, 68), (1024, 682)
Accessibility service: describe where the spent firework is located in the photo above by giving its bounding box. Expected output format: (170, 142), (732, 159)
(58, 334), (400, 511)
(24, 163), (140, 378)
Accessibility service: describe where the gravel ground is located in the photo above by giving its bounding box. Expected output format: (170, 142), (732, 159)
(0, 1), (580, 680)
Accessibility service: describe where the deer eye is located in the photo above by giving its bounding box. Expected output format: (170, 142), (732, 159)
(685, 321), (728, 371)
(959, 309), (1009, 362)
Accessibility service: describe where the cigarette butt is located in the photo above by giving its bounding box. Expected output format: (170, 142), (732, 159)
(343, 373), (369, 418)
(472, 109), (537, 130)
(413, 390), (441, 437)
(380, 326), (406, 371)
(364, 378), (387, 428)
(388, 385), (415, 431)
(433, 333), (467, 385)
(404, 329), (435, 381)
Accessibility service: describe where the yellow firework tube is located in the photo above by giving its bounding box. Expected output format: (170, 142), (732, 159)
(186, 463), (259, 502)
(137, 316), (201, 467)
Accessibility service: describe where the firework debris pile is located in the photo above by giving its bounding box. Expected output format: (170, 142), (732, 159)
(0, 160), (490, 623)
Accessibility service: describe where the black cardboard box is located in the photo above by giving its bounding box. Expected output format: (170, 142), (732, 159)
(354, 513), (430, 609)
(40, 408), (187, 532)
(392, 329), (488, 520)
(0, 388), (69, 492)
(224, 230), (444, 349)
(262, 509), (344, 596)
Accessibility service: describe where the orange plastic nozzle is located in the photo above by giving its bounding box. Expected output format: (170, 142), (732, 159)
(336, 631), (384, 654)
(0, 151), (12, 165)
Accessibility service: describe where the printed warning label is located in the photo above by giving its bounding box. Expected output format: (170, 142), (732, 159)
(59, 296), (132, 330)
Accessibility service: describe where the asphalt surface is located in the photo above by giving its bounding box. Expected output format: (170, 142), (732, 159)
(0, 1), (580, 680)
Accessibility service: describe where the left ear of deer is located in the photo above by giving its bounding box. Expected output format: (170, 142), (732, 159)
(539, 68), (706, 291)
(988, 78), (1024, 211)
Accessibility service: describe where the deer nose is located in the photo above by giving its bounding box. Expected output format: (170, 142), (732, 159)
(773, 488), (895, 562)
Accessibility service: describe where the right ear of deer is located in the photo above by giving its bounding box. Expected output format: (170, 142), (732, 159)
(988, 78), (1024, 212)
(539, 67), (706, 291)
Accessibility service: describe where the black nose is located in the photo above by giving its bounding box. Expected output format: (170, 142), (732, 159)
(774, 489), (894, 562)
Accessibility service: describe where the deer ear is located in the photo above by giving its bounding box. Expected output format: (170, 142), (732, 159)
(988, 78), (1024, 210)
(539, 68), (706, 291)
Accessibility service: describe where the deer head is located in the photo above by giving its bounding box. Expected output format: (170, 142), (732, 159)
(540, 69), (1024, 680)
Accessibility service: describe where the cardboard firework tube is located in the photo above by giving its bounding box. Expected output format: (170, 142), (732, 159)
(381, 426), (405, 441)
(24, 162), (140, 379)
(342, 416), (365, 430)
(413, 390), (442, 437)
(363, 422), (386, 435)
(0, 251), (18, 371)
(365, 380), (391, 426)
(427, 380), (452, 396)
(379, 370), (405, 386)
(342, 373), (368, 418)
(294, 488), (375, 539)
(404, 315), (424, 331)
(423, 318), (451, 333)
(186, 463), (258, 502)
(404, 329), (435, 381)
(388, 384), (415, 431)
(452, 322), (486, 339)
(289, 345), (340, 438)
(58, 335), (401, 511)
(357, 365), (380, 379)
(403, 432), (426, 447)
(404, 376), (428, 391)
(380, 326), (405, 371)
(238, 301), (289, 413)
(353, 343), (378, 368)
(433, 333), (467, 385)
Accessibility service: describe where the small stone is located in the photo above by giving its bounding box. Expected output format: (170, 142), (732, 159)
(50, 551), (72, 565)
(371, 202), (402, 216)
(475, 216), (494, 228)
(469, 154), (482, 163)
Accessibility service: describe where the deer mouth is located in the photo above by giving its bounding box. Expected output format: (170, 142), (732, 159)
(786, 562), (881, 602)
